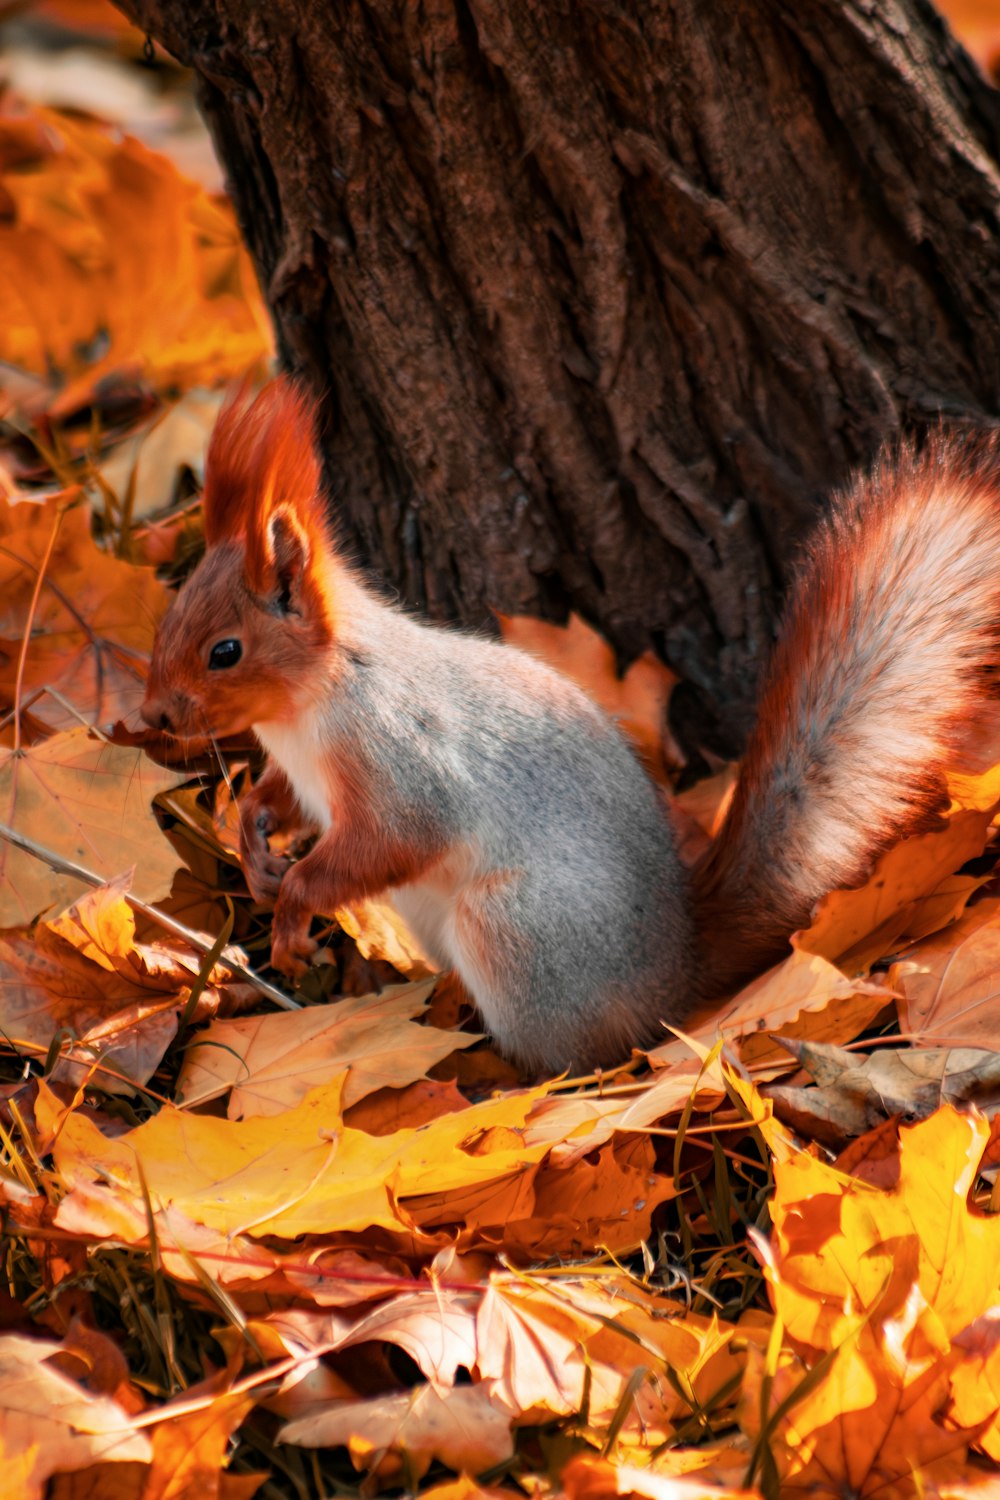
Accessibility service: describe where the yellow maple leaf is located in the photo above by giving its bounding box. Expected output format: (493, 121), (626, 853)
(41, 1075), (555, 1240)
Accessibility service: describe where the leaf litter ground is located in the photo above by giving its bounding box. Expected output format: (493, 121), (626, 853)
(4, 7), (1000, 1499)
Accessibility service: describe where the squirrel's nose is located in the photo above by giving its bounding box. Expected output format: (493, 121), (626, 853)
(140, 695), (173, 734)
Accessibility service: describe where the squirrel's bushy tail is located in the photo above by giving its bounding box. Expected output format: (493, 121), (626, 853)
(694, 427), (1000, 993)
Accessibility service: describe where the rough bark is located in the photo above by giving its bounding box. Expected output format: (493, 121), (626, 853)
(118, 0), (1000, 750)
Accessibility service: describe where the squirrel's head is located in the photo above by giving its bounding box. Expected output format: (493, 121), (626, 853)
(141, 378), (336, 742)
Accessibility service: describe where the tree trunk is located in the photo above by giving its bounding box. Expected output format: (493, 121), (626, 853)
(117, 0), (1000, 752)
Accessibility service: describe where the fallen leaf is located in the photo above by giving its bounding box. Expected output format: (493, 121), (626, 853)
(560, 1451), (756, 1500)
(0, 1330), (150, 1499)
(0, 489), (169, 732)
(740, 1319), (979, 1495)
(477, 1274), (741, 1437)
(0, 95), (271, 406)
(1, 877), (251, 1092)
(707, 948), (893, 1072)
(0, 727), (186, 925)
(279, 1383), (514, 1482)
(43, 1076), (556, 1241)
(140, 1378), (256, 1500)
(797, 765), (1000, 972)
(334, 898), (437, 978)
(764, 1040), (1000, 1147)
(892, 898), (1000, 1049)
(96, 388), (224, 522)
(762, 1104), (1000, 1356)
(175, 981), (477, 1115)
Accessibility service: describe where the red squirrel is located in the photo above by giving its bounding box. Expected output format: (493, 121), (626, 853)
(141, 380), (1000, 1071)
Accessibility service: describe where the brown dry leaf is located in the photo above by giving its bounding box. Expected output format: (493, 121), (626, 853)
(834, 1117), (905, 1191)
(345, 1077), (470, 1134)
(175, 981), (477, 1115)
(764, 1040), (1000, 1147)
(499, 1134), (677, 1259)
(279, 1383), (514, 1483)
(0, 727), (186, 925)
(701, 947), (893, 1072)
(96, 388), (225, 523)
(0, 1330), (151, 1499)
(498, 611), (681, 781)
(796, 764), (1000, 972)
(0, 490), (169, 732)
(1, 876), (249, 1091)
(891, 898), (1000, 1048)
(43, 1075), (555, 1240)
(0, 94), (271, 406)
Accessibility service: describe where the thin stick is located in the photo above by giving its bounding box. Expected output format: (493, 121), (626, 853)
(0, 821), (300, 1011)
(12, 504), (66, 754)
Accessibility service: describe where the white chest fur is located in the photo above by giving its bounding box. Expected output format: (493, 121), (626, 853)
(254, 712), (333, 831)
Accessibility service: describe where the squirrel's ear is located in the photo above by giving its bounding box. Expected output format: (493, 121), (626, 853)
(248, 504), (312, 609)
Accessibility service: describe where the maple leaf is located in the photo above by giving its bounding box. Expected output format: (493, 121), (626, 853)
(0, 726), (187, 925)
(42, 1075), (556, 1241)
(0, 490), (169, 733)
(891, 897), (1000, 1049)
(140, 1376), (257, 1500)
(796, 762), (1000, 973)
(0, 1331), (150, 1499)
(0, 877), (251, 1091)
(740, 1322), (980, 1497)
(279, 1384), (515, 1484)
(737, 1091), (1000, 1492)
(760, 1106), (1000, 1356)
(0, 95), (271, 405)
(476, 1274), (741, 1439)
(176, 980), (476, 1115)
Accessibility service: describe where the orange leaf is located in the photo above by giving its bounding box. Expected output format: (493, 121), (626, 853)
(175, 981), (476, 1116)
(0, 727), (187, 925)
(0, 97), (271, 403)
(0, 490), (169, 733)
(892, 898), (1000, 1049)
(43, 1076), (555, 1241)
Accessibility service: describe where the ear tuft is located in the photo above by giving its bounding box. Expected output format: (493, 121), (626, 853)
(201, 376), (328, 556)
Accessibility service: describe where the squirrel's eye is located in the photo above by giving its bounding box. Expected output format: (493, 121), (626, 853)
(208, 638), (242, 670)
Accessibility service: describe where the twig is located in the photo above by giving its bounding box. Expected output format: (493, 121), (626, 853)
(0, 821), (300, 1011)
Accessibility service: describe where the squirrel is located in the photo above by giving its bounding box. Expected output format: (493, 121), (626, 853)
(141, 379), (1000, 1072)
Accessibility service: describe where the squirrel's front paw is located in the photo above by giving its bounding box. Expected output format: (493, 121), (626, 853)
(240, 805), (290, 901)
(244, 845), (291, 903)
(271, 889), (318, 979)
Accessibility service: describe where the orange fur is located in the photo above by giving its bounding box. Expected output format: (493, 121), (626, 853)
(695, 427), (1000, 993)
